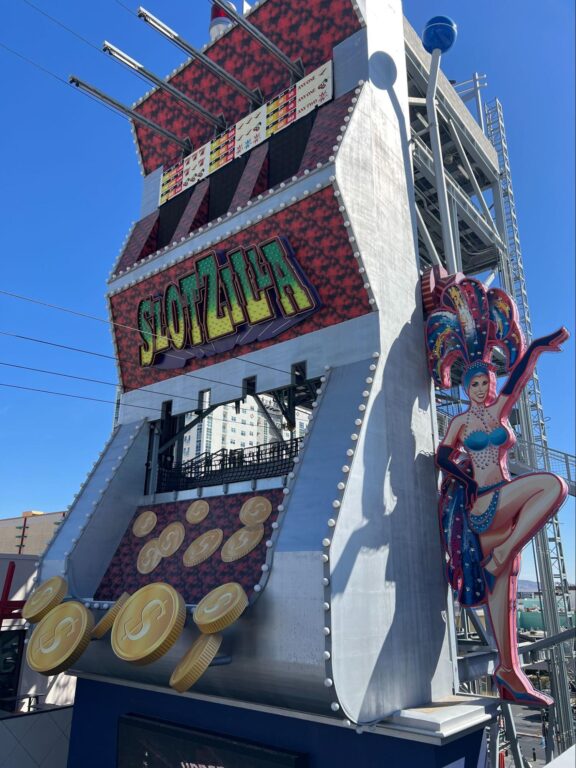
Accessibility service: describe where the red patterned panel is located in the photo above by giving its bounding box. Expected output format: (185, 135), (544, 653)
(115, 212), (159, 276)
(134, 0), (362, 174)
(94, 489), (284, 605)
(109, 188), (371, 392)
(298, 92), (356, 172)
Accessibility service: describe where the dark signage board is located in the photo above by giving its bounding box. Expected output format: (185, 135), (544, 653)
(118, 714), (307, 768)
(0, 629), (25, 713)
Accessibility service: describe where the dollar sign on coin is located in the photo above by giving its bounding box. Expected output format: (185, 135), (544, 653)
(239, 496), (272, 526)
(27, 601), (94, 674)
(136, 539), (163, 575)
(111, 583), (185, 664)
(194, 583), (248, 634)
(132, 510), (157, 538)
(22, 576), (68, 623)
(157, 522), (186, 557)
(183, 529), (223, 567)
(221, 524), (264, 562)
(186, 500), (210, 524)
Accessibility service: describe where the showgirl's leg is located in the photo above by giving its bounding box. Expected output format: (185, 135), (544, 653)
(485, 555), (553, 707)
(483, 474), (567, 577)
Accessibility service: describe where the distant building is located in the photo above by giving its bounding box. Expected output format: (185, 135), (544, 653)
(568, 585), (576, 613)
(0, 511), (65, 556)
(182, 394), (309, 462)
(517, 595), (575, 632)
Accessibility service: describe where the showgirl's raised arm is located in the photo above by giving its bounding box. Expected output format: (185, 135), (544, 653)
(496, 327), (569, 419)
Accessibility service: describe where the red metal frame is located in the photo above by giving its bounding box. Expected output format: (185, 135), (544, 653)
(0, 561), (25, 631)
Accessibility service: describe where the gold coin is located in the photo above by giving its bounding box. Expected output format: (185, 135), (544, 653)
(193, 583), (248, 634)
(169, 633), (222, 693)
(157, 522), (186, 557)
(185, 500), (210, 524)
(136, 539), (163, 575)
(27, 601), (94, 675)
(111, 583), (185, 665)
(221, 525), (264, 563)
(239, 495), (272, 526)
(22, 576), (68, 623)
(132, 510), (157, 538)
(183, 529), (223, 567)
(91, 593), (131, 639)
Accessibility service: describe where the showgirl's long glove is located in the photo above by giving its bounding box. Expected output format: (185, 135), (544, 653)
(437, 445), (478, 508)
(502, 326), (569, 396)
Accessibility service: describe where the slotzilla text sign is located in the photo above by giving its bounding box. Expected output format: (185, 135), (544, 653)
(137, 236), (320, 369)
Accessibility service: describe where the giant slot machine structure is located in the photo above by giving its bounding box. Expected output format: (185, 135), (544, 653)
(25, 2), (502, 766)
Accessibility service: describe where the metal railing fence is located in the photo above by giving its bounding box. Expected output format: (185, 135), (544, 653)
(157, 438), (302, 493)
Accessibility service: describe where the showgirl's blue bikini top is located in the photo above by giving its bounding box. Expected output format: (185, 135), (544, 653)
(463, 426), (508, 452)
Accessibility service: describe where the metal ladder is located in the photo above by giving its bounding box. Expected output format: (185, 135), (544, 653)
(485, 97), (574, 751)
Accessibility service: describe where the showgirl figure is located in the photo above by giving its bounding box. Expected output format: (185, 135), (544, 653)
(426, 277), (569, 707)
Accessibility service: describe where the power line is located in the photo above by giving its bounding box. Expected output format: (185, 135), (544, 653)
(0, 329), (305, 433)
(0, 360), (201, 406)
(6, 5), (163, 110)
(0, 362), (277, 431)
(0, 330), (242, 391)
(17, 0), (226, 116)
(0, 361), (292, 428)
(0, 289), (292, 375)
(0, 331), (297, 436)
(0, 40), (132, 125)
(19, 0), (102, 53)
(0, 382), (162, 412)
(113, 0), (139, 18)
(0, 288), (161, 338)
(0, 41), (69, 87)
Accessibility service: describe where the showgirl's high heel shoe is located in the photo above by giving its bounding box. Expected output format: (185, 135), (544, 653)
(494, 666), (554, 708)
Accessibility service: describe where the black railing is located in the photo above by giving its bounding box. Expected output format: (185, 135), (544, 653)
(156, 438), (302, 493)
(0, 694), (44, 717)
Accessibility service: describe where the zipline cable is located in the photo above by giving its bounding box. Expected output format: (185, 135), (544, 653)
(0, 382), (162, 412)
(0, 290), (294, 376)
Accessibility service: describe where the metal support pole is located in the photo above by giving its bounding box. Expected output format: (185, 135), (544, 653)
(211, 0), (303, 80)
(159, 403), (219, 454)
(464, 607), (496, 648)
(69, 76), (191, 153)
(447, 117), (496, 230)
(138, 7), (262, 106)
(545, 715), (554, 763)
(450, 196), (462, 271)
(415, 206), (441, 265)
(253, 394), (284, 442)
(425, 49), (458, 273)
(103, 42), (226, 131)
(488, 720), (500, 768)
(147, 426), (160, 496)
(484, 270), (497, 288)
(534, 528), (574, 751)
(500, 702), (527, 768)
(474, 72), (485, 133)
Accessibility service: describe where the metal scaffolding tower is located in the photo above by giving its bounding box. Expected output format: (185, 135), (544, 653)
(485, 97), (575, 751)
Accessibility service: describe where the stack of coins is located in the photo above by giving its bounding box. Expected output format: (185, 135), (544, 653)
(168, 582), (249, 694)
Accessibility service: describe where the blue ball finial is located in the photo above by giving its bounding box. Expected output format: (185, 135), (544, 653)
(422, 16), (457, 54)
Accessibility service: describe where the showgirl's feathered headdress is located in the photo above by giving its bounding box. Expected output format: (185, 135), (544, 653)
(425, 276), (525, 389)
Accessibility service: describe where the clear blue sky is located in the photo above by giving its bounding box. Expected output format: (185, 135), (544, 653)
(1, 1), (574, 580)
